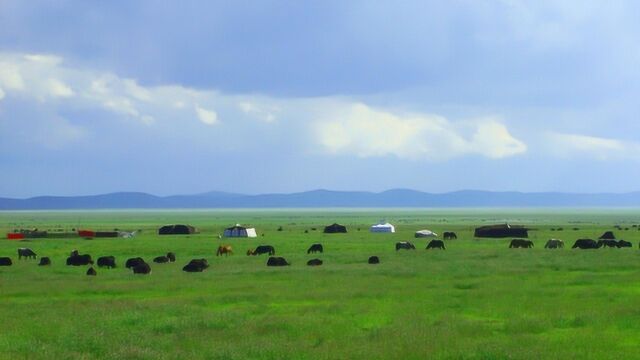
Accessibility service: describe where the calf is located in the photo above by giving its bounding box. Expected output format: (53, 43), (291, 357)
(38, 257), (51, 266)
(86, 267), (97, 276)
(307, 258), (323, 266)
(509, 239), (534, 248)
(443, 232), (457, 240)
(153, 256), (169, 263)
(97, 256), (116, 268)
(395, 242), (416, 251)
(0, 257), (12, 266)
(307, 243), (323, 254)
(368, 256), (380, 264)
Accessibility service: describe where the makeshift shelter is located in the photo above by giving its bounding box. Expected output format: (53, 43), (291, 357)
(223, 224), (257, 238)
(414, 230), (438, 238)
(599, 231), (616, 240)
(474, 224), (528, 238)
(158, 224), (197, 235)
(78, 230), (95, 238)
(370, 222), (395, 233)
(324, 223), (347, 233)
(95, 231), (118, 238)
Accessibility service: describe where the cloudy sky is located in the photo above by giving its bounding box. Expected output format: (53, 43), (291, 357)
(1, 1), (640, 197)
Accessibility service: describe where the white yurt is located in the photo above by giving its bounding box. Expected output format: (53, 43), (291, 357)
(370, 221), (395, 233)
(414, 229), (438, 238)
(223, 224), (257, 238)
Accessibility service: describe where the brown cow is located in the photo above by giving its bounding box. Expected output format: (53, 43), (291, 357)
(216, 245), (233, 256)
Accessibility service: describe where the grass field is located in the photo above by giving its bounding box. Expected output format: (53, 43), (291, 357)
(2, 208), (640, 359)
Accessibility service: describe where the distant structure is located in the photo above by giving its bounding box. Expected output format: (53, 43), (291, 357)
(223, 224), (257, 238)
(598, 231), (616, 240)
(324, 223), (347, 234)
(414, 230), (437, 238)
(158, 224), (198, 235)
(474, 224), (529, 238)
(370, 221), (395, 233)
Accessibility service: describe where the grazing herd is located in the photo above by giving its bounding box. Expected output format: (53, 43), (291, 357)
(1, 228), (638, 276)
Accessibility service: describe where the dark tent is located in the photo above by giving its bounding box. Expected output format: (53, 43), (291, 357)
(474, 224), (528, 238)
(158, 224), (197, 235)
(323, 223), (347, 234)
(598, 231), (616, 240)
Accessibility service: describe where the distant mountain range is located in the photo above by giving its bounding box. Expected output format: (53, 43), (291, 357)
(2, 189), (640, 209)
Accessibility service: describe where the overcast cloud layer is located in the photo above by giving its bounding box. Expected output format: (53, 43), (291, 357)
(1, 1), (640, 197)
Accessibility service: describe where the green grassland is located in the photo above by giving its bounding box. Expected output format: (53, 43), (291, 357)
(2, 208), (640, 359)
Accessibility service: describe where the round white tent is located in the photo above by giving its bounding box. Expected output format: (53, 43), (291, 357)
(414, 229), (437, 238)
(224, 224), (257, 238)
(370, 222), (395, 233)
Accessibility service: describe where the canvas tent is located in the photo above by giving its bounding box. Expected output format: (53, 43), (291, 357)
(223, 224), (257, 238)
(474, 224), (528, 238)
(414, 230), (437, 238)
(158, 224), (197, 235)
(370, 222), (395, 233)
(599, 231), (616, 240)
(324, 223), (347, 233)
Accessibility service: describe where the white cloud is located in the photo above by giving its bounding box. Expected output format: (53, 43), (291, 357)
(47, 78), (74, 97)
(548, 132), (640, 160)
(315, 103), (526, 160)
(238, 101), (278, 122)
(195, 105), (218, 125)
(0, 51), (527, 161)
(470, 120), (528, 159)
(0, 63), (25, 90)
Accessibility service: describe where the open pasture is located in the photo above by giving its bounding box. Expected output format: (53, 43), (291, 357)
(2, 208), (640, 359)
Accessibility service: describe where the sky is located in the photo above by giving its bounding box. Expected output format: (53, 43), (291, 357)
(1, 0), (640, 198)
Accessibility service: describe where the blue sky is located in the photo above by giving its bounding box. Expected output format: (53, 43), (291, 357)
(1, 1), (640, 197)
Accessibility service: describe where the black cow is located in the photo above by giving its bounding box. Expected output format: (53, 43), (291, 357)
(443, 232), (457, 240)
(166, 252), (176, 262)
(267, 257), (290, 266)
(97, 256), (116, 268)
(426, 240), (446, 250)
(125, 257), (145, 269)
(153, 256), (169, 263)
(509, 239), (534, 248)
(247, 245), (275, 256)
(66, 254), (93, 266)
(182, 258), (209, 272)
(618, 240), (632, 248)
(368, 256), (380, 264)
(598, 239), (619, 248)
(307, 258), (323, 266)
(395, 241), (416, 251)
(38, 257), (51, 266)
(18, 248), (37, 260)
(572, 239), (599, 249)
(544, 239), (564, 249)
(307, 243), (323, 254)
(86, 267), (97, 276)
(132, 262), (151, 274)
(0, 257), (12, 266)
